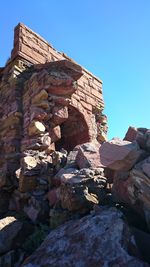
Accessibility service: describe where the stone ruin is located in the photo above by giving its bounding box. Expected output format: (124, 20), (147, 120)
(0, 24), (150, 267)
(0, 23), (107, 193)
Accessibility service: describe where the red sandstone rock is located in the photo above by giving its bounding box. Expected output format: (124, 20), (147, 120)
(112, 156), (150, 229)
(124, 126), (138, 142)
(52, 105), (68, 125)
(76, 142), (101, 169)
(49, 126), (61, 143)
(99, 138), (141, 171)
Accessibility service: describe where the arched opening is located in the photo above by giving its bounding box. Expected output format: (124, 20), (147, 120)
(55, 106), (90, 151)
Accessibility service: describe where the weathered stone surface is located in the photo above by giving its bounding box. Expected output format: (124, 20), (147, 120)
(124, 126), (139, 142)
(19, 151), (51, 192)
(28, 121), (46, 136)
(53, 167), (78, 186)
(0, 216), (22, 254)
(52, 105), (68, 125)
(22, 207), (148, 267)
(49, 126), (61, 143)
(31, 89), (48, 104)
(52, 150), (67, 172)
(57, 167), (107, 212)
(99, 138), (141, 171)
(76, 142), (101, 169)
(112, 157), (150, 229)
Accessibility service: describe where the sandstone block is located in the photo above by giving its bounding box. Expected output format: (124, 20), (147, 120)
(76, 142), (101, 169)
(28, 121), (46, 136)
(31, 89), (48, 104)
(49, 126), (61, 143)
(99, 138), (141, 171)
(52, 105), (68, 125)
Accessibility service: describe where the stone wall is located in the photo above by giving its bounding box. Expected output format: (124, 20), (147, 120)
(0, 23), (107, 189)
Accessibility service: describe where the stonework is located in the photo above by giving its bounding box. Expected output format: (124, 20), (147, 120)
(0, 23), (107, 188)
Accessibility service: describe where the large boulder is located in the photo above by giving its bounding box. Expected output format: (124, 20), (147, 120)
(76, 139), (141, 171)
(99, 138), (141, 171)
(112, 156), (150, 229)
(22, 207), (148, 267)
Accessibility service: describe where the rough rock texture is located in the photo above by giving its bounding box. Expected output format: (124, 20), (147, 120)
(99, 138), (141, 171)
(76, 141), (102, 169)
(112, 163), (150, 229)
(58, 167), (107, 212)
(0, 216), (23, 254)
(22, 207), (148, 267)
(112, 127), (150, 230)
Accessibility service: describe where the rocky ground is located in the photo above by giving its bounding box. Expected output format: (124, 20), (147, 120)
(0, 126), (150, 266)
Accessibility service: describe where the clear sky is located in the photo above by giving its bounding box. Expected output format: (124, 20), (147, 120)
(1, 0), (149, 139)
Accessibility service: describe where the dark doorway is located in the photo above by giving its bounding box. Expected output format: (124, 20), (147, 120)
(55, 106), (90, 151)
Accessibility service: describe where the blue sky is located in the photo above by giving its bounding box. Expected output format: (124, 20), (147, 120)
(1, 0), (150, 139)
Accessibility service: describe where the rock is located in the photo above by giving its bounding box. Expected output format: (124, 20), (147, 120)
(0, 216), (23, 254)
(31, 89), (48, 104)
(145, 130), (150, 151)
(47, 188), (60, 207)
(38, 134), (51, 149)
(30, 107), (50, 121)
(135, 156), (150, 178)
(97, 131), (107, 142)
(23, 155), (39, 171)
(51, 105), (68, 125)
(24, 204), (40, 222)
(52, 150), (67, 172)
(22, 207), (148, 267)
(24, 195), (49, 222)
(19, 151), (51, 192)
(76, 142), (101, 169)
(34, 100), (50, 109)
(28, 121), (46, 136)
(53, 167), (78, 186)
(124, 126), (139, 142)
(49, 126), (61, 143)
(59, 168), (107, 212)
(99, 138), (141, 171)
(124, 127), (150, 152)
(19, 174), (37, 193)
(112, 158), (150, 229)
